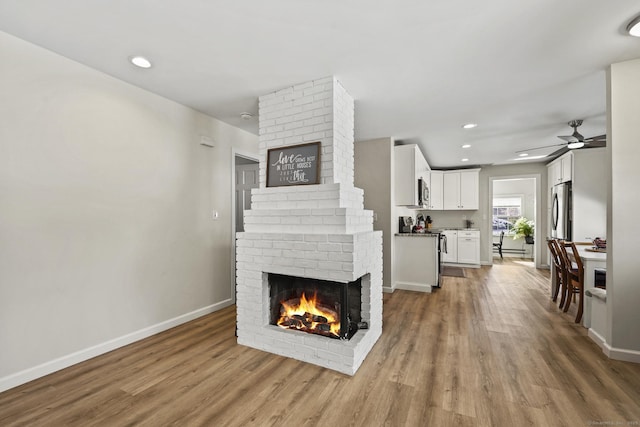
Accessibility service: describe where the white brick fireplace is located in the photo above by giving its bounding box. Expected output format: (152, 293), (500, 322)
(235, 77), (382, 375)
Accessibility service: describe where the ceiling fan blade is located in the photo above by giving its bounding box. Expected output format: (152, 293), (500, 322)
(585, 140), (607, 148)
(584, 134), (606, 143)
(548, 146), (569, 158)
(516, 143), (565, 154)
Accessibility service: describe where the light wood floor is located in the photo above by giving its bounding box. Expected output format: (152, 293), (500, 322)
(2, 259), (640, 426)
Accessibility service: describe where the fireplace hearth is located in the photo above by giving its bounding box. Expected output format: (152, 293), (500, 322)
(269, 273), (362, 340)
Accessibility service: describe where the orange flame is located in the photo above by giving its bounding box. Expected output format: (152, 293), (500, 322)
(277, 292), (341, 338)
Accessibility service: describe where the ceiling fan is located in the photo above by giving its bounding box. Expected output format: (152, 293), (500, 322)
(516, 120), (607, 154)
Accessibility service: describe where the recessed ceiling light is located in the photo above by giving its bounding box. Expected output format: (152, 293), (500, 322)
(462, 144), (471, 148)
(461, 158), (469, 162)
(130, 56), (152, 69)
(240, 112), (253, 120)
(627, 14), (640, 37)
(462, 123), (477, 129)
(519, 153), (529, 157)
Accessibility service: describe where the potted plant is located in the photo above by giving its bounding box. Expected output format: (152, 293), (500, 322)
(512, 217), (535, 244)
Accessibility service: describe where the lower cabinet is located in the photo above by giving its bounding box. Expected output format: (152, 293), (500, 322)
(442, 229), (480, 265)
(457, 230), (480, 265)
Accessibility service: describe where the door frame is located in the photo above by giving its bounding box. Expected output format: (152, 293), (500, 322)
(230, 148), (259, 304)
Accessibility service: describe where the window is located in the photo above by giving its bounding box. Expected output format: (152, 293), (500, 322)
(492, 196), (522, 235)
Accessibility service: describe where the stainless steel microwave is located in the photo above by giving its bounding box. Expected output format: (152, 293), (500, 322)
(418, 177), (429, 208)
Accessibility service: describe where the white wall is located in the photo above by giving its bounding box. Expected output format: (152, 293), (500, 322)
(355, 138), (394, 290)
(0, 31), (258, 389)
(606, 58), (640, 357)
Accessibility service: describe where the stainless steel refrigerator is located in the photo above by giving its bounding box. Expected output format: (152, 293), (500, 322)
(551, 182), (572, 240)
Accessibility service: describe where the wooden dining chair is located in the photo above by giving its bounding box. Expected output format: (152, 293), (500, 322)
(557, 241), (585, 324)
(547, 239), (567, 309)
(493, 231), (505, 259)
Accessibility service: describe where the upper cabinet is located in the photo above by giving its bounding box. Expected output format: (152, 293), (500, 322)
(394, 144), (429, 206)
(560, 153), (573, 183)
(443, 169), (480, 210)
(393, 144), (480, 210)
(427, 171), (444, 210)
(548, 152), (573, 186)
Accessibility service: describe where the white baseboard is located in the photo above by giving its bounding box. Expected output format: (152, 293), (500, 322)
(443, 262), (479, 269)
(588, 328), (607, 349)
(605, 345), (640, 364)
(394, 281), (432, 293)
(0, 299), (233, 393)
(588, 329), (640, 364)
(382, 286), (394, 293)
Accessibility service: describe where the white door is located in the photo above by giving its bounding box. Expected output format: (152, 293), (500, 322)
(235, 163), (259, 232)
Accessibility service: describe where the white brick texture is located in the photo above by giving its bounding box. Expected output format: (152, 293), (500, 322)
(258, 77), (354, 187)
(237, 76), (382, 376)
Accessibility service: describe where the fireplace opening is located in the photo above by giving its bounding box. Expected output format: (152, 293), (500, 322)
(269, 273), (362, 340)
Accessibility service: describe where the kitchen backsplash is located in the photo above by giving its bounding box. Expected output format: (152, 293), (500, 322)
(415, 210), (482, 229)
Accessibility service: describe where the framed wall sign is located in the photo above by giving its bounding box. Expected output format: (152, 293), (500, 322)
(267, 141), (321, 187)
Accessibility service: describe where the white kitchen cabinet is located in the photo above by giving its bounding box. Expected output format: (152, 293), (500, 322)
(443, 169), (480, 210)
(457, 230), (480, 265)
(426, 171), (443, 210)
(441, 229), (480, 265)
(441, 230), (458, 263)
(560, 153), (573, 183)
(394, 144), (429, 206)
(459, 170), (479, 209)
(548, 152), (573, 186)
(443, 172), (460, 210)
(548, 161), (557, 190)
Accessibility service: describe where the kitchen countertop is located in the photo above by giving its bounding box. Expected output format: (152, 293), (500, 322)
(395, 232), (440, 237)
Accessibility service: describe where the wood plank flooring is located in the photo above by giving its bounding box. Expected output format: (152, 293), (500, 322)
(2, 259), (640, 426)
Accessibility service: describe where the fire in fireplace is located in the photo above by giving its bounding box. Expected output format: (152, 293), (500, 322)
(269, 273), (363, 340)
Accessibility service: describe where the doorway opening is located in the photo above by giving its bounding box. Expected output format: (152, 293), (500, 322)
(231, 151), (259, 304)
(491, 177), (537, 263)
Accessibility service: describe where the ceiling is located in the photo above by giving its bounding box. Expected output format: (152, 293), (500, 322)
(1, 1), (639, 168)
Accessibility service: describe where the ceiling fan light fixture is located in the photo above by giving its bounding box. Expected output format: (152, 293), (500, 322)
(627, 14), (640, 37)
(567, 141), (585, 149)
